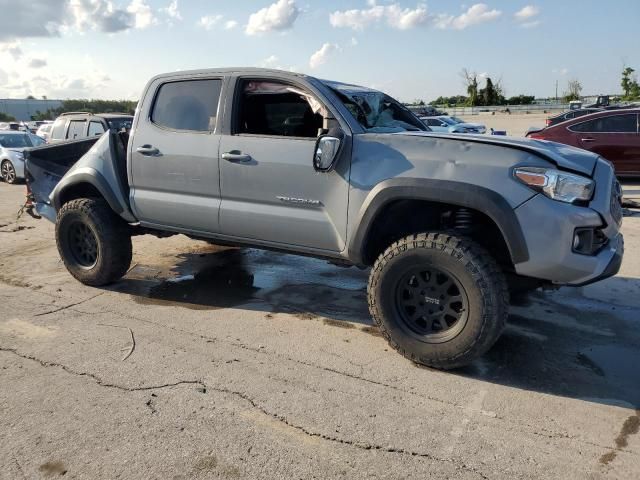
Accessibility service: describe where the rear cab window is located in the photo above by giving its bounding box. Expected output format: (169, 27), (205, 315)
(151, 79), (223, 132)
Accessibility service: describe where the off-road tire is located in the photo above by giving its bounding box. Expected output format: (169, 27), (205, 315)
(367, 232), (508, 369)
(1, 160), (17, 184)
(56, 198), (132, 286)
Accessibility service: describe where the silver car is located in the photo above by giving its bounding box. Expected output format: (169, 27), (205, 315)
(0, 131), (45, 183)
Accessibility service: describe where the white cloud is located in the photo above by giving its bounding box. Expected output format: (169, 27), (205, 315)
(434, 4), (502, 30)
(246, 0), (299, 35)
(127, 0), (157, 29)
(552, 67), (569, 76)
(28, 58), (48, 68)
(350, 37), (358, 46)
(331, 2), (500, 31)
(309, 43), (339, 69)
(161, 0), (182, 21)
(260, 55), (279, 67)
(68, 0), (134, 33)
(197, 15), (223, 30)
(0, 0), (160, 41)
(0, 42), (24, 60)
(330, 2), (429, 31)
(520, 20), (540, 28)
(224, 20), (239, 30)
(514, 5), (539, 21)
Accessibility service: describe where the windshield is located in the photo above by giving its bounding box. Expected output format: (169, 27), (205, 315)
(439, 117), (458, 126)
(0, 133), (34, 148)
(29, 134), (45, 146)
(325, 82), (426, 133)
(107, 117), (133, 131)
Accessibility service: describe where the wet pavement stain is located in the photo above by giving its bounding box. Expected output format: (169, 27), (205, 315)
(599, 409), (640, 465)
(121, 248), (371, 323)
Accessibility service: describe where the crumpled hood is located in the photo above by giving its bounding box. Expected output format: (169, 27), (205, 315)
(397, 131), (598, 176)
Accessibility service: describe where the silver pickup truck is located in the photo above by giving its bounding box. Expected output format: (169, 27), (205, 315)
(26, 68), (624, 369)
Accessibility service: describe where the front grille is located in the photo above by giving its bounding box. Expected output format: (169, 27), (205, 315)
(610, 178), (623, 225)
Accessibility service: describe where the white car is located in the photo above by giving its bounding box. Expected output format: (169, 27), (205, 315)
(0, 131), (45, 184)
(420, 116), (486, 134)
(35, 122), (54, 141)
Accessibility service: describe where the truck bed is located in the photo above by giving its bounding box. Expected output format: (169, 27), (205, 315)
(26, 132), (130, 210)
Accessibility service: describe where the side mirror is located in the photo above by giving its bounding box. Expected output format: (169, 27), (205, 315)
(313, 134), (342, 172)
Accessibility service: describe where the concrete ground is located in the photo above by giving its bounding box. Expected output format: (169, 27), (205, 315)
(1, 176), (640, 479)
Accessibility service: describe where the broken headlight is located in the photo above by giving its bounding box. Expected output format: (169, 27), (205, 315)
(514, 167), (594, 204)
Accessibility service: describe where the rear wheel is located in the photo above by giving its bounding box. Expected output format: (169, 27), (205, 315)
(367, 232), (508, 369)
(1, 160), (17, 184)
(56, 198), (132, 286)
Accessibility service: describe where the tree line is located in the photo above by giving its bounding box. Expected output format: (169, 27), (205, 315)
(29, 99), (137, 121)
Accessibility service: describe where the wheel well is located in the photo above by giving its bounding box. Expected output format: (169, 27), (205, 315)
(58, 183), (103, 206)
(361, 199), (515, 270)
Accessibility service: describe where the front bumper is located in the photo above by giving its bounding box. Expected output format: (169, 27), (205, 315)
(513, 158), (624, 286)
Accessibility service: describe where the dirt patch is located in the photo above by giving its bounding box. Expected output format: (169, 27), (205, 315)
(0, 319), (58, 338)
(323, 318), (355, 329)
(39, 461), (67, 476)
(360, 326), (383, 337)
(193, 454), (241, 478)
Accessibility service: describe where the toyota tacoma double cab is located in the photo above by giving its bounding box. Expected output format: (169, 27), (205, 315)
(26, 68), (624, 369)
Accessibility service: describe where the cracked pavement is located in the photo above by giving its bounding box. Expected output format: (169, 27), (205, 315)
(1, 182), (639, 479)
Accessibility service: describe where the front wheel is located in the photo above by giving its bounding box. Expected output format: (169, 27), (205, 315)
(367, 232), (508, 369)
(1, 160), (17, 184)
(56, 198), (132, 286)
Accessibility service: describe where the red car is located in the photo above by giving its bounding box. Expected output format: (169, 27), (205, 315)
(527, 109), (640, 177)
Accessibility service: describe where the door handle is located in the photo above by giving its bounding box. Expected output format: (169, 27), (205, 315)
(581, 137), (595, 142)
(222, 151), (252, 163)
(136, 145), (160, 156)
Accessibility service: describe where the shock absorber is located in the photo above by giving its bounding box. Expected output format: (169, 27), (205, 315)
(454, 208), (473, 233)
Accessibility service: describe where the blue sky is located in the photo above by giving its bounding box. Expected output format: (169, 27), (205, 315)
(1, 0), (639, 102)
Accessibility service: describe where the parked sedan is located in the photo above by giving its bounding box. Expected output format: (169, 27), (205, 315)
(420, 116), (486, 134)
(449, 116), (487, 134)
(527, 109), (640, 177)
(0, 131), (45, 183)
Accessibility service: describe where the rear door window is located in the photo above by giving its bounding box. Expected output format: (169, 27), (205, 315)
(151, 79), (222, 132)
(88, 121), (106, 136)
(67, 120), (87, 139)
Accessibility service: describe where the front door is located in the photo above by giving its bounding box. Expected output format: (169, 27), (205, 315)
(130, 77), (223, 233)
(218, 78), (350, 252)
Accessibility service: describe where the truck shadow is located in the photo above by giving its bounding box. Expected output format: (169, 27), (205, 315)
(109, 246), (640, 409)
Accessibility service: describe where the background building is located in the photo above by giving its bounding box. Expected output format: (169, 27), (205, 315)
(0, 98), (63, 121)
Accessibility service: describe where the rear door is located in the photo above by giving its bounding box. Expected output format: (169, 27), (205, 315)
(66, 119), (87, 140)
(217, 77), (351, 252)
(571, 113), (639, 174)
(129, 76), (224, 233)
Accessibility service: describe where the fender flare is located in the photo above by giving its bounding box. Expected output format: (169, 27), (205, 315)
(52, 168), (126, 216)
(348, 178), (530, 265)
